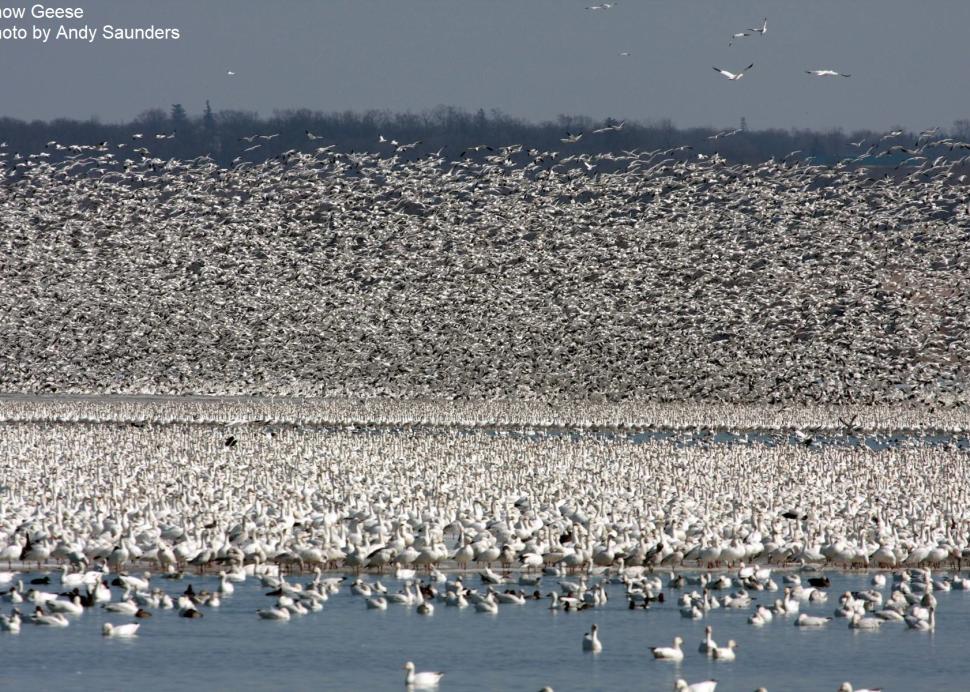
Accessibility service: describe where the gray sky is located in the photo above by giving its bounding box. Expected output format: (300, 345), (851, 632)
(2, 0), (968, 132)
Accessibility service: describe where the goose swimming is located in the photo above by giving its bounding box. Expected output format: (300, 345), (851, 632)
(698, 625), (717, 655)
(403, 661), (443, 688)
(674, 680), (717, 692)
(711, 640), (737, 661)
(102, 622), (140, 637)
(651, 636), (684, 661)
(583, 623), (603, 652)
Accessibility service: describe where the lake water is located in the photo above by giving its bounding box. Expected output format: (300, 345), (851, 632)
(1, 569), (964, 691)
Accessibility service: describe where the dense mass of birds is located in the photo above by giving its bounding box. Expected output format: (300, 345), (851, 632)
(3, 396), (969, 437)
(3, 420), (970, 579)
(1, 418), (962, 689)
(1, 126), (969, 405)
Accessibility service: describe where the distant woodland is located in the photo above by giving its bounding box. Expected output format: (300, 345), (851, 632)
(3, 103), (970, 166)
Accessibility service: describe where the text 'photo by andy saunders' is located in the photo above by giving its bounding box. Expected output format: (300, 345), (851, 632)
(0, 4), (180, 42)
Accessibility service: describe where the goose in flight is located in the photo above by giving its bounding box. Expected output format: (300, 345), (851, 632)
(713, 64), (753, 80)
(729, 32), (749, 46)
(560, 132), (583, 143)
(593, 121), (625, 134)
(227, 70), (236, 76)
(806, 69), (850, 78)
(586, 3), (614, 9)
(750, 18), (767, 35)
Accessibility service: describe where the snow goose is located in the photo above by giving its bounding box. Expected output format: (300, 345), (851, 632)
(712, 640), (737, 661)
(48, 595), (84, 615)
(583, 623), (603, 652)
(104, 599), (139, 615)
(675, 680), (717, 692)
(748, 606), (772, 625)
(905, 606), (935, 630)
(257, 606), (291, 620)
(387, 583), (415, 605)
(366, 596), (388, 610)
(218, 571), (234, 594)
(848, 613), (882, 630)
(495, 589), (527, 605)
(806, 69), (851, 78)
(31, 606), (69, 627)
(795, 613), (831, 627)
(0, 609), (21, 633)
(651, 636), (684, 660)
(698, 625), (717, 655)
(403, 661), (443, 688)
(102, 622), (140, 637)
(713, 64), (753, 81)
(474, 593), (498, 614)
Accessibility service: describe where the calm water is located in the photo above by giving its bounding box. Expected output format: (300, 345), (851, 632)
(1, 570), (965, 691)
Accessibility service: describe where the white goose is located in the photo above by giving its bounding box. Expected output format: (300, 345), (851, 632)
(650, 636), (684, 661)
(848, 613), (882, 630)
(713, 64), (753, 81)
(0, 609), (21, 633)
(806, 69), (851, 78)
(698, 625), (717, 655)
(104, 599), (139, 615)
(218, 571), (235, 594)
(474, 593), (499, 614)
(403, 661), (443, 688)
(748, 605), (772, 625)
(795, 613), (832, 627)
(48, 595), (85, 615)
(905, 606), (935, 630)
(675, 680), (717, 692)
(31, 606), (69, 627)
(257, 606), (291, 621)
(583, 623), (603, 652)
(366, 596), (388, 610)
(102, 622), (140, 637)
(712, 640), (737, 661)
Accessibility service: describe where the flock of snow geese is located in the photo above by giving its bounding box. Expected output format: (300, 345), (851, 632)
(582, 10), (847, 80)
(0, 400), (967, 687)
(0, 12), (966, 690)
(1, 121), (969, 405)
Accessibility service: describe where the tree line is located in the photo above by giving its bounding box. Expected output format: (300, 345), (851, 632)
(3, 103), (969, 167)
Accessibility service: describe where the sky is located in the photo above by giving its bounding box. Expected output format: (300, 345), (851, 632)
(1, 0), (968, 132)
